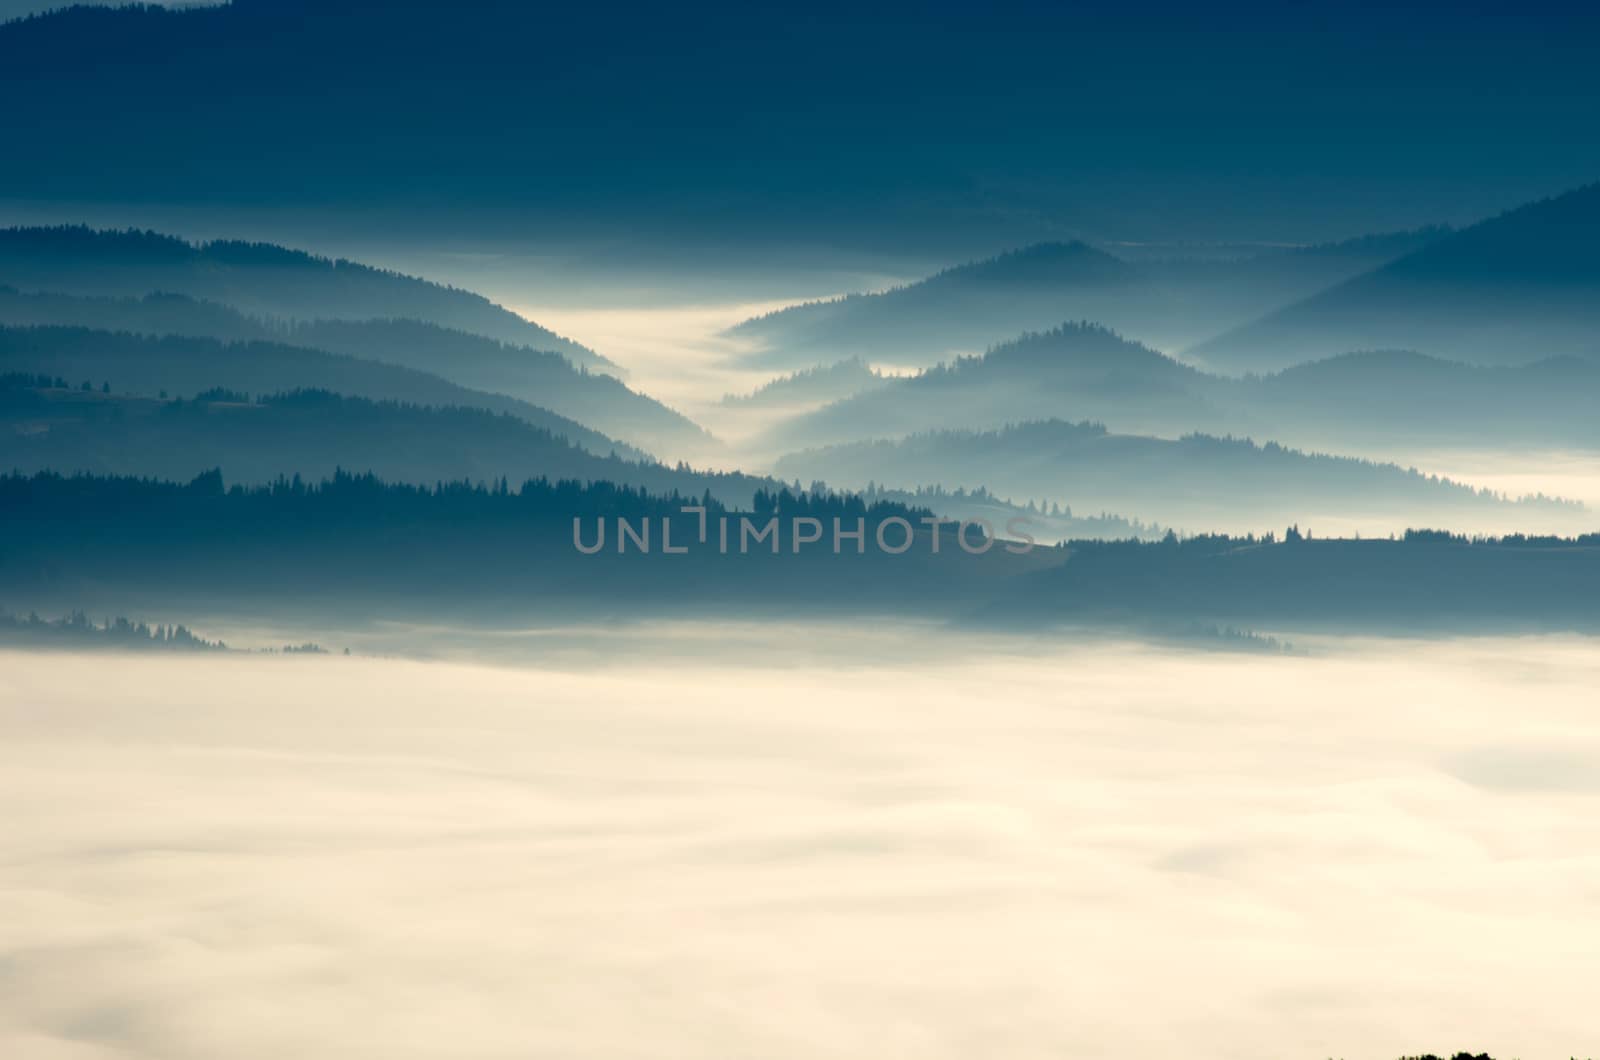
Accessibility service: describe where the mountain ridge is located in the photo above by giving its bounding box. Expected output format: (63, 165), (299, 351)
(1188, 183), (1600, 369)
(729, 230), (1448, 366)
(0, 225), (618, 372)
(0, 286), (707, 453)
(0, 324), (649, 461)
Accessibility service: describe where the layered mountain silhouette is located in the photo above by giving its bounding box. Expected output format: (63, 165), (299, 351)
(772, 420), (1574, 531)
(1190, 184), (1600, 370)
(0, 377), (764, 507)
(1246, 350), (1600, 449)
(731, 243), (1137, 364)
(0, 227), (615, 372)
(3, 371), (1176, 544)
(729, 231), (1445, 366)
(0, 287), (707, 453)
(762, 323), (1225, 449)
(0, 325), (645, 460)
(765, 322), (1600, 455)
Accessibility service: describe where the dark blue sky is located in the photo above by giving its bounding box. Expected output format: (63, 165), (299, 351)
(3, 0), (1598, 249)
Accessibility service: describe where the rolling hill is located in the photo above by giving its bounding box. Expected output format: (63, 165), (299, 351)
(0, 226), (616, 372)
(728, 231), (1445, 367)
(0, 325), (645, 461)
(6, 375), (1162, 541)
(761, 323), (1228, 451)
(764, 322), (1600, 456)
(1244, 350), (1600, 449)
(0, 288), (706, 454)
(1189, 184), (1600, 370)
(772, 420), (1580, 533)
(0, 378), (765, 507)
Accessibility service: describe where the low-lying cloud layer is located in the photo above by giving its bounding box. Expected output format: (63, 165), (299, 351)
(2, 635), (1598, 1059)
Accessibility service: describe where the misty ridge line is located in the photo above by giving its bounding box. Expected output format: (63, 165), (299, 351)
(0, 224), (593, 341)
(780, 420), (1587, 511)
(1, 192), (1597, 574)
(723, 228), (1456, 371)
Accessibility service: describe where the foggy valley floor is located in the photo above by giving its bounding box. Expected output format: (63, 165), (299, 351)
(1, 629), (1598, 1060)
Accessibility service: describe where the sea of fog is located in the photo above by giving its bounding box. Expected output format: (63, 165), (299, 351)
(2, 630), (1599, 1059)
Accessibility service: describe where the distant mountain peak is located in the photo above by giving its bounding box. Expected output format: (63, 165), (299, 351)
(975, 321), (1189, 378)
(927, 241), (1133, 289)
(1188, 181), (1600, 368)
(1378, 180), (1600, 285)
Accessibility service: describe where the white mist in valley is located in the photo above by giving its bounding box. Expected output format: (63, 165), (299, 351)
(3, 632), (1598, 1059)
